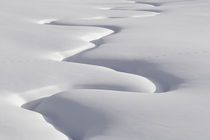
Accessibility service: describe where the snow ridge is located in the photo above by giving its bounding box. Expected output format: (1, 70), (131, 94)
(21, 1), (164, 140)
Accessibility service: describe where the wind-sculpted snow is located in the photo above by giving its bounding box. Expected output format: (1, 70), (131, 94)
(48, 20), (173, 93)
(23, 93), (110, 140)
(36, 1), (165, 93)
(20, 1), (184, 140)
(38, 19), (159, 93)
(2, 0), (210, 139)
(20, 1), (164, 140)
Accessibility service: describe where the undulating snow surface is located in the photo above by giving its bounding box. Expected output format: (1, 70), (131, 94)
(1, 0), (210, 140)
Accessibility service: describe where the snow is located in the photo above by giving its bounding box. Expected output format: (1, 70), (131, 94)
(0, 0), (210, 140)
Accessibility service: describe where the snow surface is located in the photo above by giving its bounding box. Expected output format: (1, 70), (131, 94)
(1, 0), (210, 140)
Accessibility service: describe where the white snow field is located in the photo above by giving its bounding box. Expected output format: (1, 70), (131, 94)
(0, 0), (210, 139)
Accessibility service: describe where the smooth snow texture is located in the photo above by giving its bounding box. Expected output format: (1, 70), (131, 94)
(1, 0), (210, 140)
